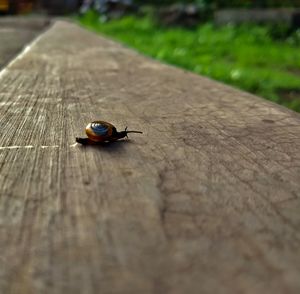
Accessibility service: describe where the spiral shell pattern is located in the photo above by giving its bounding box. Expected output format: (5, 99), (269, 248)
(85, 121), (114, 142)
(91, 123), (108, 136)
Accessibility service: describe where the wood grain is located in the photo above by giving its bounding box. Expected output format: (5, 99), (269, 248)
(0, 16), (49, 69)
(0, 20), (300, 294)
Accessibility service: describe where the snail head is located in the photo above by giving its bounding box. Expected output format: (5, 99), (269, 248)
(116, 126), (143, 139)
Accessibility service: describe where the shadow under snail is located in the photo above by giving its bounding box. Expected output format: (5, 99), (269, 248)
(76, 120), (143, 145)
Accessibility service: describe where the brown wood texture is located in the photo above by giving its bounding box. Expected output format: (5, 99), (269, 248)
(0, 16), (50, 69)
(0, 21), (300, 294)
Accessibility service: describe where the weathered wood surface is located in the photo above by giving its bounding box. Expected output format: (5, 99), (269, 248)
(0, 20), (300, 294)
(0, 16), (50, 69)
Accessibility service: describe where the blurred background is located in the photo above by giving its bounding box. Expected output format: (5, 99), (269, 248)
(1, 0), (300, 111)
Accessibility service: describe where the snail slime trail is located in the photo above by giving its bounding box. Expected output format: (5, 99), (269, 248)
(0, 144), (79, 150)
(0, 145), (35, 150)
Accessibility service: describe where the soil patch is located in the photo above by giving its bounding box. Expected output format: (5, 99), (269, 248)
(278, 88), (300, 101)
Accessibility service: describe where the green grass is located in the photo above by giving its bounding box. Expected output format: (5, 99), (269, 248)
(78, 11), (300, 112)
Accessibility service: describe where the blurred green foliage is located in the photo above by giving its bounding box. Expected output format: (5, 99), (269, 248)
(78, 11), (300, 112)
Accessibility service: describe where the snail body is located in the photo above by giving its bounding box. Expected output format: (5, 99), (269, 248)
(76, 120), (142, 145)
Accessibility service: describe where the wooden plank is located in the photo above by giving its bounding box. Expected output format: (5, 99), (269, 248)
(0, 16), (50, 69)
(0, 20), (300, 294)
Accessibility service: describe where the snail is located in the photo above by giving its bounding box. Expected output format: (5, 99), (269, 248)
(76, 120), (143, 145)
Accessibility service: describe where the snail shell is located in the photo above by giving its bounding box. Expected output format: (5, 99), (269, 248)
(85, 121), (116, 142)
